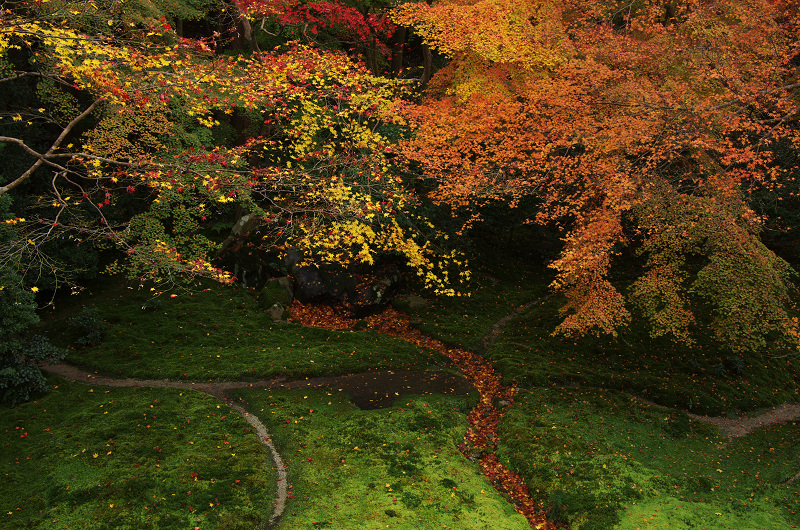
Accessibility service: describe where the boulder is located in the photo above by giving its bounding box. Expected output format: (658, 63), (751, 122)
(283, 248), (401, 313)
(257, 277), (293, 310)
(268, 302), (288, 323)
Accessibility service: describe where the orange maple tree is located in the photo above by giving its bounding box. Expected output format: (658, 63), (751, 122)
(393, 0), (800, 352)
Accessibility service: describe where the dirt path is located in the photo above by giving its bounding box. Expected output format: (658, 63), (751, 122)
(40, 297), (800, 529)
(39, 363), (290, 527)
(482, 294), (551, 350)
(483, 301), (800, 438)
(38, 363), (479, 526)
(687, 403), (800, 438)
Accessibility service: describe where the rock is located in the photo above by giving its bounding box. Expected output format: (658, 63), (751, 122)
(257, 278), (293, 312)
(268, 302), (287, 322)
(273, 276), (294, 303)
(232, 213), (262, 237)
(468, 448), (485, 462)
(283, 248), (328, 301)
(283, 248), (401, 313)
(406, 294), (427, 308)
(215, 213), (278, 290)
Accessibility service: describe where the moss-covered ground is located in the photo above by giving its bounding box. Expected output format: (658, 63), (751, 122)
(498, 388), (799, 529)
(1, 378), (273, 529)
(41, 281), (447, 381)
(4, 257), (799, 529)
(401, 258), (800, 529)
(227, 388), (529, 529)
(486, 293), (800, 416)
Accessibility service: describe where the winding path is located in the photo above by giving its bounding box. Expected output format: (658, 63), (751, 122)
(482, 297), (800, 439)
(482, 295), (552, 351)
(39, 363), (291, 527)
(687, 403), (800, 438)
(40, 296), (800, 529)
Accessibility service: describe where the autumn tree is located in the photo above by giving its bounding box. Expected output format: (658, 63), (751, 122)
(233, 0), (398, 72)
(393, 0), (800, 353)
(0, 1), (464, 306)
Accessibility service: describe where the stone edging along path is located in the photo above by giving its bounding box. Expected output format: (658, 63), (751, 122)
(41, 297), (800, 529)
(39, 363), (294, 527)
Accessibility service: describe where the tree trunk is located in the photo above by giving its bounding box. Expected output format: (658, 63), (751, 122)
(240, 16), (261, 53)
(391, 27), (406, 77)
(421, 44), (433, 86)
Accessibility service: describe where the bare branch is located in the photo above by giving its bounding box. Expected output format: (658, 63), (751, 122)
(0, 99), (103, 196)
(0, 72), (42, 83)
(0, 136), (73, 173)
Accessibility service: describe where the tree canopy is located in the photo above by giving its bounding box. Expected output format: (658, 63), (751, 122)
(394, 0), (800, 352)
(0, 1), (464, 296)
(1, 0), (799, 359)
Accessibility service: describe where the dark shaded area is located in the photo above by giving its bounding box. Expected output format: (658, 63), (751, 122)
(322, 370), (476, 410)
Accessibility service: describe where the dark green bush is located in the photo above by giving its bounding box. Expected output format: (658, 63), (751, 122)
(68, 306), (107, 346)
(0, 267), (66, 404)
(1, 335), (66, 404)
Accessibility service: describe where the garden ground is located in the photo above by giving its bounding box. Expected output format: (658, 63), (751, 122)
(2, 266), (799, 529)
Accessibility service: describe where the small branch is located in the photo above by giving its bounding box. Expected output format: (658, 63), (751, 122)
(0, 72), (41, 83)
(0, 136), (73, 179)
(0, 99), (103, 196)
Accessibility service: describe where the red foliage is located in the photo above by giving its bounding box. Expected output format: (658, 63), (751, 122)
(290, 301), (557, 528)
(235, 0), (395, 54)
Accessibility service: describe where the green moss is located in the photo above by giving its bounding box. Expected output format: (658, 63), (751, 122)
(42, 282), (446, 381)
(485, 289), (800, 415)
(229, 388), (530, 529)
(401, 268), (551, 351)
(0, 378), (273, 529)
(497, 388), (800, 529)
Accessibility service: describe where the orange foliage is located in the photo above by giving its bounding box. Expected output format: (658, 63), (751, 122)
(395, 0), (800, 351)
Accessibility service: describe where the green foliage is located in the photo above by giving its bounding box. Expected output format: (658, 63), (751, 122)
(68, 306), (108, 347)
(35, 77), (81, 124)
(0, 335), (67, 405)
(0, 257), (66, 404)
(631, 194), (799, 352)
(0, 271), (34, 361)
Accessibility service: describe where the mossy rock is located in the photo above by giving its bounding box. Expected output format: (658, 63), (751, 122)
(257, 277), (292, 309)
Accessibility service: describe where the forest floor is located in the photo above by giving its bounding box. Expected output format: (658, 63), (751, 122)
(38, 297), (800, 527)
(41, 355), (800, 439)
(7, 269), (798, 529)
(38, 360), (800, 520)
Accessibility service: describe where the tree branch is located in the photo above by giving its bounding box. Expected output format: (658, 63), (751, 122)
(0, 99), (103, 196)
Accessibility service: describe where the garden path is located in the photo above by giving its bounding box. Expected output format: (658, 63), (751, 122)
(482, 296), (800, 439)
(39, 362), (290, 527)
(40, 295), (800, 528)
